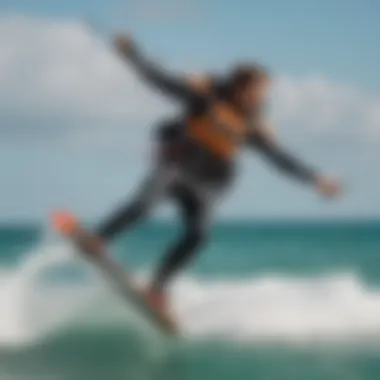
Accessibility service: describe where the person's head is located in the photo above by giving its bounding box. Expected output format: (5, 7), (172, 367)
(227, 63), (270, 114)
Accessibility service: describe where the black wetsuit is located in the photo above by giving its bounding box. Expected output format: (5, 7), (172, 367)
(96, 47), (318, 292)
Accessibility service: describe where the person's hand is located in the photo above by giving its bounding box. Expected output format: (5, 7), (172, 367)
(186, 74), (212, 93)
(114, 33), (136, 57)
(315, 175), (343, 198)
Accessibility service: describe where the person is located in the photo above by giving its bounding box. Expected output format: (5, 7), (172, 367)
(55, 34), (342, 312)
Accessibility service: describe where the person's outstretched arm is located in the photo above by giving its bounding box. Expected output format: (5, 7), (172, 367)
(246, 123), (342, 197)
(114, 34), (205, 105)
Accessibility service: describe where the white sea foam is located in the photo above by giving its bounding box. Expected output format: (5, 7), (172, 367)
(0, 242), (95, 346)
(1, 242), (380, 347)
(173, 274), (380, 343)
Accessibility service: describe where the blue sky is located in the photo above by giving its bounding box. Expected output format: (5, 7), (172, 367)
(0, 0), (379, 221)
(3, 0), (380, 91)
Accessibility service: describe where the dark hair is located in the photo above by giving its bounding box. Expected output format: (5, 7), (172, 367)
(229, 63), (269, 91)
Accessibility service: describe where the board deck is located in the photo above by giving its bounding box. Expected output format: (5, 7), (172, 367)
(51, 211), (178, 336)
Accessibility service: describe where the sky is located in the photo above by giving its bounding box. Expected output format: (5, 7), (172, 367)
(0, 0), (379, 221)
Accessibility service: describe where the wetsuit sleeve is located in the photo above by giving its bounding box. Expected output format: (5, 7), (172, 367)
(120, 46), (206, 105)
(246, 128), (318, 184)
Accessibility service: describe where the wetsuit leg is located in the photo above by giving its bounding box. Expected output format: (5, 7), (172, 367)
(96, 167), (175, 240)
(150, 185), (212, 292)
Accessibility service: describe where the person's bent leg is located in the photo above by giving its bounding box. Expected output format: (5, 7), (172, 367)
(150, 226), (208, 294)
(150, 185), (211, 295)
(96, 198), (149, 240)
(96, 168), (173, 241)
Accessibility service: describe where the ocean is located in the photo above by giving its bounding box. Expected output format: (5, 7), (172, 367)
(0, 221), (379, 380)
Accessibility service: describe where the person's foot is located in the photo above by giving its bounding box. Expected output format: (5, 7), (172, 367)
(76, 234), (104, 258)
(143, 289), (168, 313)
(142, 289), (178, 333)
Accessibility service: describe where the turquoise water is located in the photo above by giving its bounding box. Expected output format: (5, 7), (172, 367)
(0, 221), (379, 380)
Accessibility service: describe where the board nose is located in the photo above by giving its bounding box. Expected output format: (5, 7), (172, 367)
(51, 210), (79, 236)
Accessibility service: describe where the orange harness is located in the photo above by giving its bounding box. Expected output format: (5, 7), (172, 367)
(187, 102), (247, 159)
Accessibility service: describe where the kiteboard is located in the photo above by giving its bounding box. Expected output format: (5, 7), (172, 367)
(50, 210), (178, 335)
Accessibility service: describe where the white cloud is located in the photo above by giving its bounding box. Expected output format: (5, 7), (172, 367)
(272, 76), (380, 141)
(0, 14), (379, 150)
(0, 15), (172, 146)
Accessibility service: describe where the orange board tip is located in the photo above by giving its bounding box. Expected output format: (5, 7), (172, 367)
(51, 210), (79, 236)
